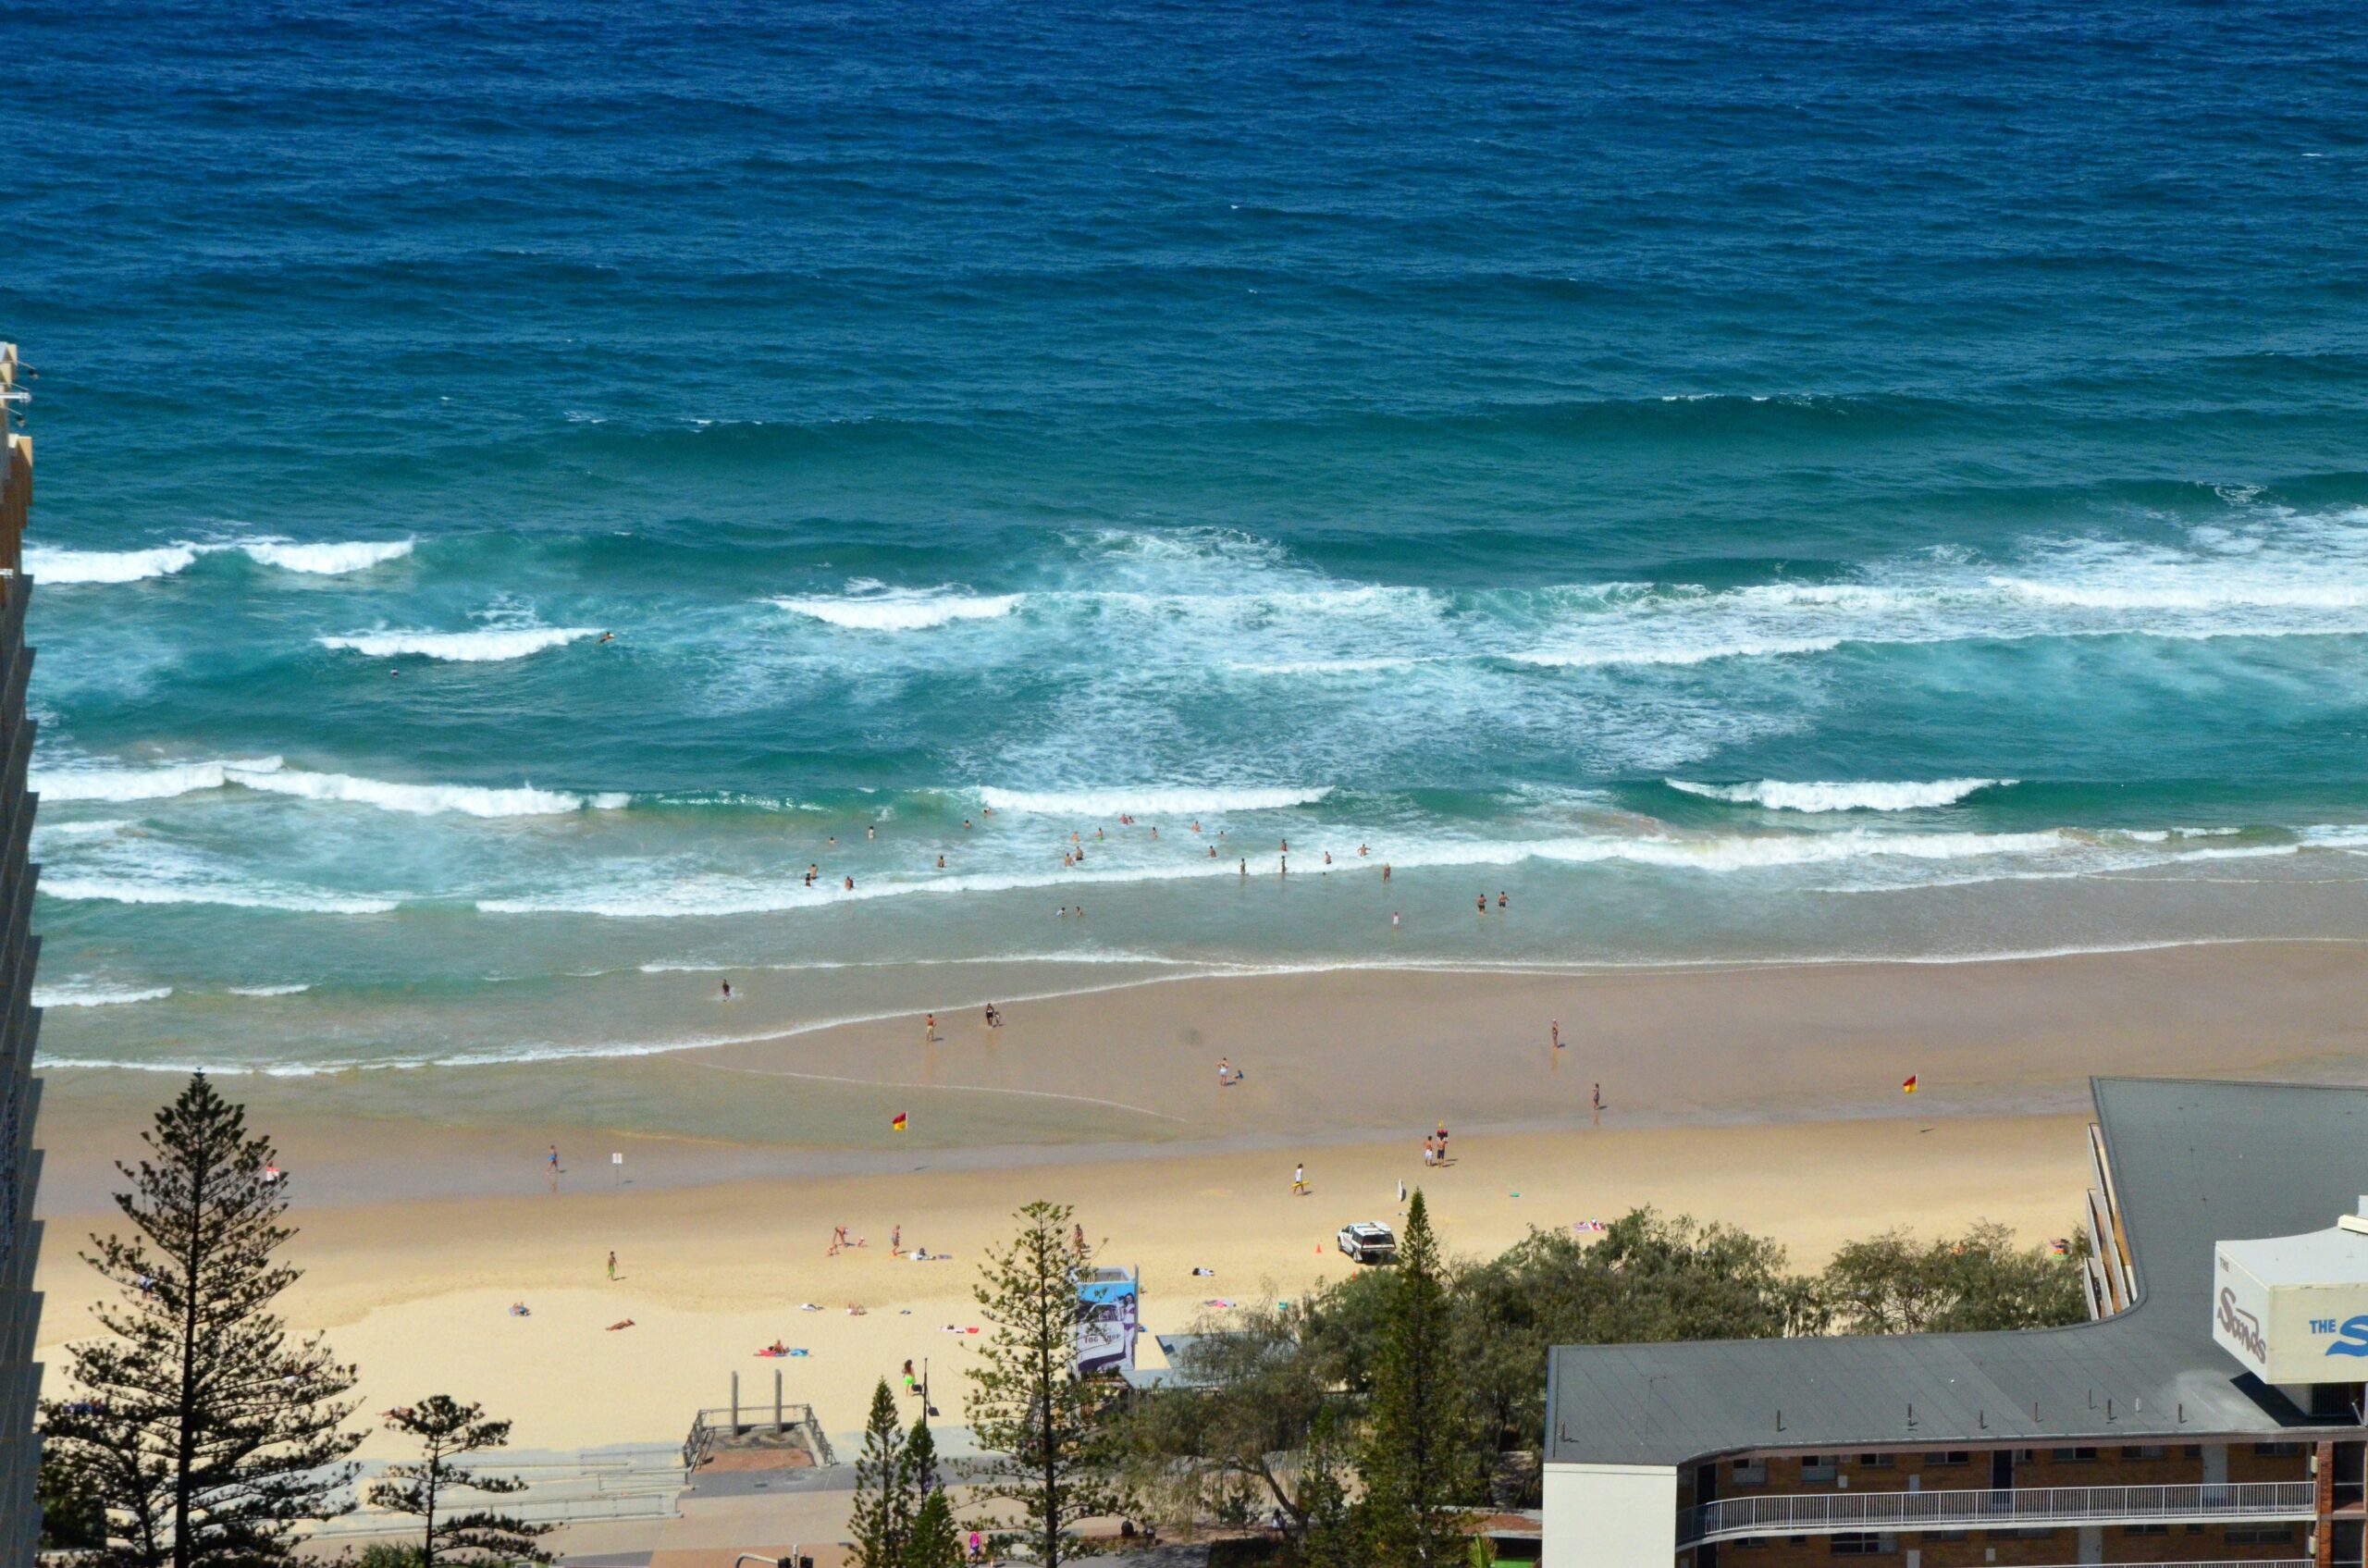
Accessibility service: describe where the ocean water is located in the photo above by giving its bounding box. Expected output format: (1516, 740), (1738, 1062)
(6, 0), (2368, 1075)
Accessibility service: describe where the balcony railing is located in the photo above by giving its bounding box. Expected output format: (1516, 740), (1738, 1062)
(1682, 1481), (2317, 1544)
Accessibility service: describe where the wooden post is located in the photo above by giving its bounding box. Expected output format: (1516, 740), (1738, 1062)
(775, 1368), (785, 1433)
(731, 1370), (741, 1437)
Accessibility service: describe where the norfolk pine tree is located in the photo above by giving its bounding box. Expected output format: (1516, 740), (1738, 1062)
(850, 1378), (913, 1568)
(40, 1073), (361, 1568)
(903, 1488), (966, 1568)
(369, 1395), (551, 1566)
(1358, 1191), (1474, 1568)
(899, 1407), (941, 1508)
(967, 1200), (1130, 1565)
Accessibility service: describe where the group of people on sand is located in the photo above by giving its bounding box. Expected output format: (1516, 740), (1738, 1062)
(1423, 1124), (1453, 1166)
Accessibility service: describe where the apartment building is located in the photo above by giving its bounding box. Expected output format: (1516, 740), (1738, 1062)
(1542, 1078), (2368, 1568)
(0, 342), (44, 1562)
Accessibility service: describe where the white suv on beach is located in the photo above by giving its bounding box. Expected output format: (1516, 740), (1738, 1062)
(1337, 1222), (1398, 1265)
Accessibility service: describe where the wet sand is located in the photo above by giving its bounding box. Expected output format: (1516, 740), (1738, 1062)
(32, 940), (2366, 1451)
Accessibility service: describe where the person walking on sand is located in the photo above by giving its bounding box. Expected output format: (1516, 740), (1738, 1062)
(607, 1250), (618, 1281)
(1551, 1018), (1560, 1051)
(548, 1144), (561, 1190)
(1292, 1162), (1307, 1196)
(924, 1012), (938, 1043)
(1217, 1056), (1232, 1087)
(1392, 910), (1400, 930)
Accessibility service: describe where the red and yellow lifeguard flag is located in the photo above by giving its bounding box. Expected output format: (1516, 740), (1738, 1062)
(891, 1112), (908, 1132)
(1901, 1075), (1918, 1094)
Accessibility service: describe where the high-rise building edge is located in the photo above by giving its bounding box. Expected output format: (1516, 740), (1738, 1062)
(0, 340), (46, 1557)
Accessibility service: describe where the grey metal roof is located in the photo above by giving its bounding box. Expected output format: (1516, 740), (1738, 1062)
(1547, 1077), (2368, 1465)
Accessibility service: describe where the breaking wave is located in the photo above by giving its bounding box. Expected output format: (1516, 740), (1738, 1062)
(318, 626), (599, 661)
(34, 756), (618, 817)
(772, 588), (1022, 631)
(1668, 778), (2012, 812)
(25, 537), (413, 584)
(33, 981), (174, 1008)
(232, 768), (620, 818)
(977, 784), (1334, 815)
(41, 875), (399, 915)
(36, 757), (289, 803)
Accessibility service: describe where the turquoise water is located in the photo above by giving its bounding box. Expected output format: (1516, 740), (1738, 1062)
(6, 0), (2368, 1072)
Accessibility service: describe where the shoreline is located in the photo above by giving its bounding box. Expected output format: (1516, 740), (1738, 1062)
(39, 932), (2362, 1080)
(32, 937), (2368, 1216)
(33, 936), (2356, 1454)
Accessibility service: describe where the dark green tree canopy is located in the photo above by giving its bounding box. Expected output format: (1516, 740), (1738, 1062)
(41, 1073), (361, 1568)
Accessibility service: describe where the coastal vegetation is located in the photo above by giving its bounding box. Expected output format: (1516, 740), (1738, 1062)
(850, 1377), (950, 1568)
(36, 1076), (2079, 1565)
(38, 1075), (363, 1568)
(367, 1395), (551, 1566)
(1118, 1204), (2085, 1549)
(37, 1076), (535, 1566)
(964, 1201), (1134, 1564)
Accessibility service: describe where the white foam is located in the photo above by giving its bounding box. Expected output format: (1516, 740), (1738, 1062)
(1508, 636), (1844, 669)
(41, 876), (398, 915)
(978, 784), (1333, 815)
(772, 590), (1022, 632)
(33, 819), (134, 839)
(1990, 576), (2368, 611)
(33, 982), (173, 1008)
(33, 755), (617, 819)
(35, 757), (287, 802)
(227, 983), (311, 997)
(25, 537), (413, 584)
(318, 626), (599, 661)
(25, 544), (201, 584)
(1668, 778), (2010, 812)
(232, 767), (613, 819)
(237, 537), (414, 574)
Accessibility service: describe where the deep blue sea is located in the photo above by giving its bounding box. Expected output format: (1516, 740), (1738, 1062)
(6, 0), (2368, 1075)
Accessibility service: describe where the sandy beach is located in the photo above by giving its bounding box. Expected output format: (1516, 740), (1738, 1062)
(32, 941), (2368, 1454)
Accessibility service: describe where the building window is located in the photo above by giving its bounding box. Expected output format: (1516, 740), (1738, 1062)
(1922, 1451), (1969, 1466)
(1985, 1528), (2056, 1540)
(2120, 1445), (2166, 1460)
(1856, 1452), (1894, 1468)
(1830, 1535), (1887, 1557)
(1730, 1460), (1768, 1487)
(2252, 1441), (2304, 1457)
(2229, 1525), (2297, 1545)
(1801, 1455), (1838, 1482)
(1928, 1531), (1968, 1542)
(2048, 1447), (2098, 1462)
(2121, 1524), (2168, 1537)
